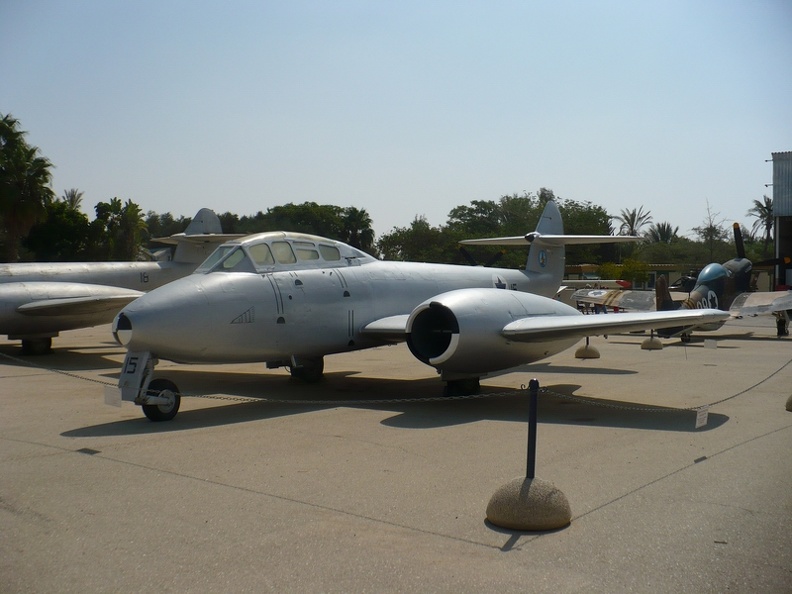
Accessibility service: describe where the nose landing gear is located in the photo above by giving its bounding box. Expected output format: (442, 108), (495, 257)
(141, 378), (181, 422)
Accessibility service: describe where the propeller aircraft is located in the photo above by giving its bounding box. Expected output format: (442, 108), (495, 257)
(0, 209), (241, 353)
(111, 200), (728, 421)
(573, 223), (792, 340)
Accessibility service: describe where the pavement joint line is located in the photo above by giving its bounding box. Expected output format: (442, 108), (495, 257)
(566, 423), (792, 528)
(26, 440), (521, 551)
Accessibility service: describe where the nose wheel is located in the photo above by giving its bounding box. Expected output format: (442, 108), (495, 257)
(141, 378), (181, 422)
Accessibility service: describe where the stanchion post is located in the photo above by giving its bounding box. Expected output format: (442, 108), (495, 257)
(526, 378), (539, 479)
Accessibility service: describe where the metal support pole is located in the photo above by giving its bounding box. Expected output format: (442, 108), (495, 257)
(526, 378), (539, 479)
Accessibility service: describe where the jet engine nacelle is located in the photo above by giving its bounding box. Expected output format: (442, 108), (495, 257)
(406, 288), (580, 376)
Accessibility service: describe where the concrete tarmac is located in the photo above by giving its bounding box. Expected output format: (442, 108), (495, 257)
(1, 318), (791, 593)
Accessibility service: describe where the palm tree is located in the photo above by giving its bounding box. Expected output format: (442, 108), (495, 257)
(614, 206), (653, 236)
(0, 114), (55, 261)
(341, 206), (375, 254)
(747, 195), (773, 256)
(644, 221), (679, 244)
(61, 188), (84, 211)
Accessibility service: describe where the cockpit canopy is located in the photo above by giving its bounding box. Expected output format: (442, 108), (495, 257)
(194, 231), (376, 274)
(697, 262), (730, 285)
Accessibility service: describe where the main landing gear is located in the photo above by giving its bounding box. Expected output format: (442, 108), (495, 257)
(444, 377), (481, 397)
(288, 356), (325, 383)
(21, 337), (53, 355)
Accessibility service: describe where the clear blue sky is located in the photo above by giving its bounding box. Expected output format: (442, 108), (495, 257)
(2, 0), (790, 238)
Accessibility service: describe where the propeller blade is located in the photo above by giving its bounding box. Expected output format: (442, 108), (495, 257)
(733, 223), (746, 259)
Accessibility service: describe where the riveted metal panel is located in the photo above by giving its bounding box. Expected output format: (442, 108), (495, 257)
(772, 151), (792, 216)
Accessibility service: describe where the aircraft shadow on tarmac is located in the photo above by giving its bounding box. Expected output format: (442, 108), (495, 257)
(0, 342), (124, 371)
(62, 367), (727, 438)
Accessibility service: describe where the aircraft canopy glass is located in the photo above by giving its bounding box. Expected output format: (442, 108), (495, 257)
(195, 235), (348, 274)
(697, 262), (730, 284)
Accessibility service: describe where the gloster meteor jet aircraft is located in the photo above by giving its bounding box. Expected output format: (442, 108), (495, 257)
(112, 201), (728, 421)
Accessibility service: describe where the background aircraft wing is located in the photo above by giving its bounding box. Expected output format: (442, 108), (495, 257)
(16, 287), (144, 317)
(361, 315), (410, 341)
(571, 288), (658, 311)
(501, 309), (729, 341)
(729, 291), (792, 316)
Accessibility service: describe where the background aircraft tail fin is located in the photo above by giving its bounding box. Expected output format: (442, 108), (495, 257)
(183, 208), (224, 235)
(655, 275), (679, 311)
(524, 200), (566, 286)
(152, 209), (245, 264)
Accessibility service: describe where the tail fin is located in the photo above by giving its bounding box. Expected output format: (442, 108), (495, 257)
(655, 275), (678, 311)
(183, 208), (224, 235)
(458, 200), (638, 294)
(151, 209), (245, 264)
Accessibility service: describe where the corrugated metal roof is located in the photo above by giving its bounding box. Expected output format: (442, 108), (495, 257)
(772, 151), (792, 216)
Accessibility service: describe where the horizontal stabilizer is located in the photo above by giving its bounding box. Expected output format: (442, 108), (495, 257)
(460, 233), (639, 247)
(151, 208), (245, 246)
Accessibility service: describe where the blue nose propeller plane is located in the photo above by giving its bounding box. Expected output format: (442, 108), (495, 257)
(112, 201), (728, 421)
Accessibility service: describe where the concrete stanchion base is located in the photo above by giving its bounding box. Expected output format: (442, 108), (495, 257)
(574, 344), (600, 359)
(785, 394), (792, 412)
(641, 337), (664, 350)
(486, 476), (571, 531)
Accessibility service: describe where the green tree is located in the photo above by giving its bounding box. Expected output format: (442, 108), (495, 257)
(23, 199), (92, 260)
(446, 192), (543, 268)
(614, 206), (652, 236)
(377, 216), (455, 262)
(644, 222), (679, 244)
(558, 198), (615, 264)
(0, 113), (55, 261)
(144, 211), (190, 239)
(621, 258), (649, 286)
(747, 195), (773, 257)
(259, 202), (344, 238)
(90, 198), (147, 260)
(597, 262), (621, 280)
(339, 206), (376, 254)
(61, 188), (84, 211)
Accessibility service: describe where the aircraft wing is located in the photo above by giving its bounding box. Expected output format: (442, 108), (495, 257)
(571, 288), (657, 311)
(729, 291), (792, 317)
(15, 287), (144, 317)
(501, 309), (729, 341)
(361, 315), (410, 341)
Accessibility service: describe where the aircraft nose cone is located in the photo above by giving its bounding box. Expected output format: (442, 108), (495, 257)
(112, 312), (133, 345)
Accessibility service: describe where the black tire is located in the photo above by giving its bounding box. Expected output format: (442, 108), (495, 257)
(444, 377), (481, 397)
(142, 379), (181, 422)
(289, 357), (324, 383)
(21, 337), (52, 355)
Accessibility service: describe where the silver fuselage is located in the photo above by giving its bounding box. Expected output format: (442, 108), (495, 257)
(117, 258), (559, 363)
(0, 262), (194, 337)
